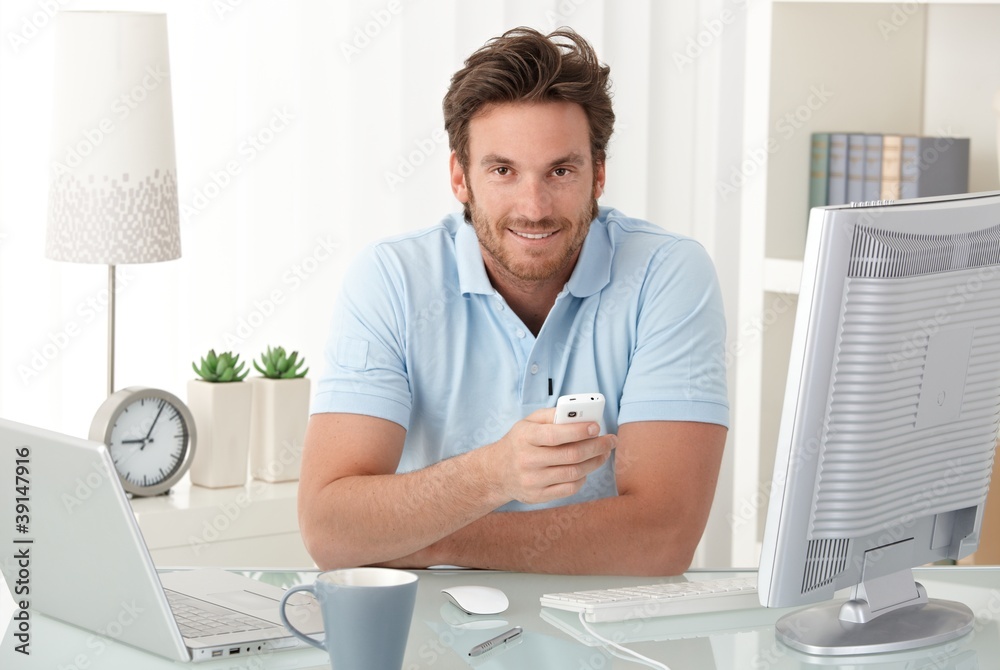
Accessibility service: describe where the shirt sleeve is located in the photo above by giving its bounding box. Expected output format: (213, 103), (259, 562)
(310, 244), (413, 429)
(617, 238), (730, 428)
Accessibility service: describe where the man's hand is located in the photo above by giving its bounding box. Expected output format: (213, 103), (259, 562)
(484, 407), (617, 505)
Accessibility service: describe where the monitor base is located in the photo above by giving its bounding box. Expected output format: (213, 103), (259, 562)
(775, 598), (974, 656)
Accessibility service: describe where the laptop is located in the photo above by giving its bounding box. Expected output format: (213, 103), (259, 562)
(0, 418), (323, 662)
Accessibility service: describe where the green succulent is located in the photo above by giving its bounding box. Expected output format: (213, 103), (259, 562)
(254, 346), (308, 379)
(192, 349), (248, 382)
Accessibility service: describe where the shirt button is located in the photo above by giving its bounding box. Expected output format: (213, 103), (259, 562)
(530, 364), (539, 375)
(516, 329), (525, 339)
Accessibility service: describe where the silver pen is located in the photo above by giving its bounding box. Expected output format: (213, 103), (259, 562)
(468, 626), (523, 657)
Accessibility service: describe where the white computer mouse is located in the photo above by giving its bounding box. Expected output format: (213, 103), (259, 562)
(441, 585), (509, 615)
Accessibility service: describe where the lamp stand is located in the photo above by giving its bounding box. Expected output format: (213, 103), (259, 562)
(107, 264), (116, 398)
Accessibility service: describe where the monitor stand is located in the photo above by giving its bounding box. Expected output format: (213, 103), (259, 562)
(774, 569), (974, 656)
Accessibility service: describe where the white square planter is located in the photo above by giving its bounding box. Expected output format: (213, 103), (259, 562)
(187, 380), (253, 488)
(249, 376), (310, 482)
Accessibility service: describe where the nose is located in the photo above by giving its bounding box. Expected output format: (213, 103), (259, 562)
(515, 176), (553, 222)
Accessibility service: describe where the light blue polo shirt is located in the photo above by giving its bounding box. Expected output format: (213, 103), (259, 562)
(312, 207), (729, 511)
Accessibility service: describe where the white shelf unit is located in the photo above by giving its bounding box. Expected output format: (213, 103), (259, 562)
(130, 477), (315, 569)
(733, 0), (1000, 566)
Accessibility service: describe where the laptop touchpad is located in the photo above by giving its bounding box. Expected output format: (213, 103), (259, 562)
(210, 590), (281, 610)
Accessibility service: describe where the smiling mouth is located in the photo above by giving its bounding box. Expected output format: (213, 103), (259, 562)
(510, 230), (556, 240)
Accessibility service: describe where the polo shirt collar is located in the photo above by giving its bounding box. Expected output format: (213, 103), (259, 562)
(565, 219), (612, 297)
(456, 219), (494, 295)
(454, 214), (613, 298)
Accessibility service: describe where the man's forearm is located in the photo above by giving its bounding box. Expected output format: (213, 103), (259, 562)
(386, 421), (725, 576)
(300, 410), (616, 569)
(393, 493), (698, 576)
(303, 449), (506, 569)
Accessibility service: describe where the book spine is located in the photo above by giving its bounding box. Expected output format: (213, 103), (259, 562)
(915, 137), (970, 197)
(827, 133), (848, 206)
(880, 135), (902, 200)
(809, 133), (831, 210)
(846, 134), (866, 204)
(900, 135), (920, 200)
(862, 134), (883, 202)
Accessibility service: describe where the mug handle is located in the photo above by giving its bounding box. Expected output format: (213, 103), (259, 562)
(279, 584), (326, 651)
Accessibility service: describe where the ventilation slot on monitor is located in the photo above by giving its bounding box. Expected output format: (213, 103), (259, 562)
(848, 221), (1000, 278)
(802, 538), (850, 594)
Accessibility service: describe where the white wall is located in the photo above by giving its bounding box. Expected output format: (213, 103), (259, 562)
(0, 0), (749, 566)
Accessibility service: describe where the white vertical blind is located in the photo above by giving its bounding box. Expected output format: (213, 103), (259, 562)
(0, 0), (748, 566)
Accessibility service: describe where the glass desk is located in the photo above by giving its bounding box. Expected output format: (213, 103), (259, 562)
(2, 567), (998, 668)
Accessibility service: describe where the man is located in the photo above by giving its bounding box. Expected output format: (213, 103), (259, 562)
(299, 27), (728, 575)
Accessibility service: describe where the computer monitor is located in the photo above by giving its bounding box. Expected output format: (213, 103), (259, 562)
(757, 191), (1000, 656)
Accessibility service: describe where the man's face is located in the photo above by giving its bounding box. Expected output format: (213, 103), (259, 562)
(450, 101), (605, 284)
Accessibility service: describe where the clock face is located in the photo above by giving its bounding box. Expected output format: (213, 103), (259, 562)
(91, 387), (196, 496)
(108, 395), (189, 491)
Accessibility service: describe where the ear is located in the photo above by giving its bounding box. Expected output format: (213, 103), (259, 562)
(449, 151), (469, 203)
(594, 160), (606, 199)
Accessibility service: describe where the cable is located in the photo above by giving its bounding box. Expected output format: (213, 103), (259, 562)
(577, 612), (670, 670)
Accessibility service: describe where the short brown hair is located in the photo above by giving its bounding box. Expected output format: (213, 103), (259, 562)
(443, 27), (614, 170)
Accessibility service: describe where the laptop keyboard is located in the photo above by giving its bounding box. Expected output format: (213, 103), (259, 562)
(164, 589), (277, 639)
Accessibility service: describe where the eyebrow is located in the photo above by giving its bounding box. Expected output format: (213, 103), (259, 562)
(479, 152), (588, 169)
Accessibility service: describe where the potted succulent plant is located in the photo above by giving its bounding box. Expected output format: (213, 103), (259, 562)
(248, 346), (310, 482)
(187, 350), (253, 488)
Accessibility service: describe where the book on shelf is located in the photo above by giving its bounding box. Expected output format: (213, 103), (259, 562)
(880, 134), (903, 201)
(900, 136), (970, 199)
(808, 132), (830, 210)
(826, 133), (849, 206)
(807, 132), (969, 210)
(862, 134), (883, 202)
(846, 134), (866, 204)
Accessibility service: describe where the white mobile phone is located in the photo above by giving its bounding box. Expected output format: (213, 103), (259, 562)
(553, 393), (606, 425)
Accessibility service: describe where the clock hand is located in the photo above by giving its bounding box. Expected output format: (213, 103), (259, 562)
(121, 438), (147, 444)
(145, 401), (166, 441)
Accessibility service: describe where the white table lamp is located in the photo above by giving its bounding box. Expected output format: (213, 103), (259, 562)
(46, 11), (180, 397)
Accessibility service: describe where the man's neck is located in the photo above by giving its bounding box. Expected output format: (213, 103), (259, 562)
(485, 264), (572, 337)
(497, 283), (562, 337)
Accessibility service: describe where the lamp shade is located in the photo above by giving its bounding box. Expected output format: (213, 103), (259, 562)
(46, 11), (180, 265)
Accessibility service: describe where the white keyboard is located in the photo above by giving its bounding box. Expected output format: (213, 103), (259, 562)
(540, 576), (759, 623)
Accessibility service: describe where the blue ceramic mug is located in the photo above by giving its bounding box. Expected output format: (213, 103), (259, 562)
(279, 567), (418, 670)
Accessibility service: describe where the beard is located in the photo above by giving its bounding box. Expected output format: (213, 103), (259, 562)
(466, 188), (599, 284)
